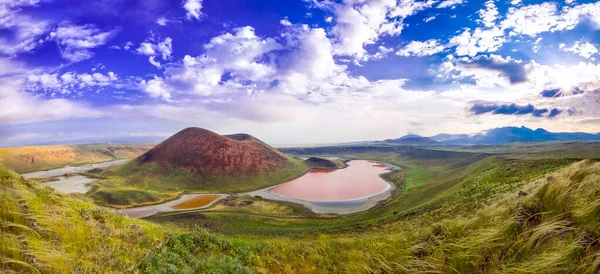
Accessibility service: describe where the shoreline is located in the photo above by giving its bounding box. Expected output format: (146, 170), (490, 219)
(243, 160), (400, 215)
(117, 194), (229, 218)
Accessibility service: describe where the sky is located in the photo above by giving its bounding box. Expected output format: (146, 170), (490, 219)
(1, 0), (600, 146)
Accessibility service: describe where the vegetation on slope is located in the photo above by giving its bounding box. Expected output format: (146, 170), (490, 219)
(0, 165), (257, 273)
(253, 160), (600, 273)
(89, 128), (310, 207)
(3, 144), (600, 273)
(90, 159), (308, 207)
(0, 143), (153, 173)
(303, 157), (345, 169)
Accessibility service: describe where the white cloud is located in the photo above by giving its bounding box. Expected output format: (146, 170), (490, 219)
(502, 2), (600, 37)
(136, 37), (173, 68)
(140, 77), (171, 100)
(449, 27), (505, 57)
(280, 18), (292, 26)
(396, 39), (445, 57)
(157, 17), (168, 26)
(478, 0), (498, 28)
(424, 15), (436, 23)
(137, 42), (156, 55)
(0, 2), (50, 55)
(446, 1), (600, 57)
(437, 0), (466, 9)
(50, 23), (117, 62)
(156, 26), (280, 97)
(183, 0), (203, 20)
(316, 0), (434, 60)
(26, 71), (119, 94)
(560, 41), (599, 59)
(0, 59), (102, 125)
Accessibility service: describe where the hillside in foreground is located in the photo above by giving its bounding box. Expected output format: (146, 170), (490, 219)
(0, 164), (256, 273)
(3, 156), (600, 273)
(91, 128), (308, 207)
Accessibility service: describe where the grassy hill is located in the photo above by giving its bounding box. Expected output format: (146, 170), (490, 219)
(89, 128), (309, 207)
(3, 142), (600, 273)
(303, 157), (345, 169)
(0, 143), (153, 173)
(0, 164), (258, 273)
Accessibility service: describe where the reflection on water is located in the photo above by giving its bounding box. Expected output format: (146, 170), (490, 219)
(270, 160), (390, 202)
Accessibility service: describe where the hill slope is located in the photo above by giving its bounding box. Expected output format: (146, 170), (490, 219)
(303, 157), (344, 169)
(92, 128), (308, 207)
(0, 144), (153, 173)
(138, 127), (294, 175)
(0, 164), (257, 273)
(3, 155), (600, 272)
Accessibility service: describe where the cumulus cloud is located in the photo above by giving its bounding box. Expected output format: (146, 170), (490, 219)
(501, 2), (600, 37)
(0, 59), (102, 125)
(560, 41), (599, 59)
(448, 1), (600, 57)
(26, 71), (119, 94)
(315, 0), (434, 60)
(49, 23), (117, 62)
(137, 37), (173, 68)
(280, 18), (292, 26)
(183, 0), (203, 20)
(396, 39), (445, 57)
(149, 26), (280, 98)
(478, 0), (499, 28)
(140, 77), (171, 100)
(437, 0), (466, 9)
(156, 17), (168, 26)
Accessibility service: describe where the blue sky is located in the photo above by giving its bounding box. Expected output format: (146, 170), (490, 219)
(2, 0), (600, 146)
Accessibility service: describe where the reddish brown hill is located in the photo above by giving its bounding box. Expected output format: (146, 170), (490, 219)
(137, 127), (294, 175)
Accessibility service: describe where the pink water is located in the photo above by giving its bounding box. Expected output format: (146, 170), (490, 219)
(269, 160), (390, 202)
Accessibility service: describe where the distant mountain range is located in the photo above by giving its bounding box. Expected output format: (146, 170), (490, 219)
(387, 126), (600, 145)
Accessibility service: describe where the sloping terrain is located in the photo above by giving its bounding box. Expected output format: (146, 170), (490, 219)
(2, 151), (600, 273)
(92, 128), (308, 207)
(137, 127), (295, 175)
(0, 165), (256, 273)
(0, 144), (153, 173)
(303, 157), (344, 169)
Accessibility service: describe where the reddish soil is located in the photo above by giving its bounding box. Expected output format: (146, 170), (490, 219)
(372, 164), (386, 167)
(170, 194), (221, 209)
(137, 127), (293, 175)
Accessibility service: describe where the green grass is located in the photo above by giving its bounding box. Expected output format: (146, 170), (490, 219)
(3, 144), (600, 273)
(152, 153), (573, 236)
(0, 143), (153, 173)
(90, 159), (309, 207)
(0, 164), (261, 273)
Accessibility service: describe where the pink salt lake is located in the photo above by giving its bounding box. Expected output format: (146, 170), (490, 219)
(269, 160), (390, 202)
